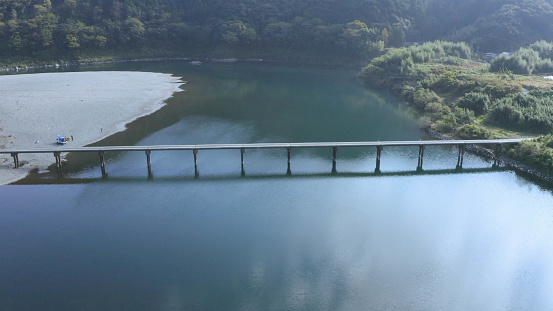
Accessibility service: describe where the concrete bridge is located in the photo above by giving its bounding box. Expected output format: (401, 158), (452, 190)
(0, 138), (528, 177)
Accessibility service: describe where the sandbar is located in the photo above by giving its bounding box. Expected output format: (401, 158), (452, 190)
(0, 71), (184, 185)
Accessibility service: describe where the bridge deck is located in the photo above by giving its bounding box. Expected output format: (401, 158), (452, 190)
(0, 138), (530, 176)
(0, 138), (529, 154)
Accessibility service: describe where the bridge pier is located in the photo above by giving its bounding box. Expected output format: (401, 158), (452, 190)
(417, 145), (425, 171)
(241, 148), (245, 167)
(332, 147), (338, 173)
(287, 148), (292, 175)
(98, 151), (106, 175)
(493, 144), (502, 167)
(193, 149), (199, 177)
(375, 146), (382, 173)
(456, 145), (465, 169)
(287, 148), (292, 165)
(11, 153), (19, 168)
(145, 150), (152, 176)
(54, 152), (62, 176)
(241, 148), (246, 176)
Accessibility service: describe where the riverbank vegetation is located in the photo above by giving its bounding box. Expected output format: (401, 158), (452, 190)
(358, 40), (553, 176)
(504, 135), (553, 176)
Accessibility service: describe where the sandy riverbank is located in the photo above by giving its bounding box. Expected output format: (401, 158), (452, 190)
(0, 71), (184, 185)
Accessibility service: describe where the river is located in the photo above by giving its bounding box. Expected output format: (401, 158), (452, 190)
(1, 61), (553, 310)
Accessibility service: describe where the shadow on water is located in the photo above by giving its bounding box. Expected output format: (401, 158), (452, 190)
(15, 166), (512, 185)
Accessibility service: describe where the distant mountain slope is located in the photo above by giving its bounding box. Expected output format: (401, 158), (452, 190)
(419, 0), (553, 52)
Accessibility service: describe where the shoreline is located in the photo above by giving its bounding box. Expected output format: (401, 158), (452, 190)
(0, 57), (266, 74)
(0, 55), (359, 76)
(0, 71), (184, 186)
(426, 128), (553, 184)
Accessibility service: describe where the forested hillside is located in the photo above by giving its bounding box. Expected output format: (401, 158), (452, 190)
(0, 0), (553, 63)
(0, 0), (424, 62)
(419, 0), (553, 52)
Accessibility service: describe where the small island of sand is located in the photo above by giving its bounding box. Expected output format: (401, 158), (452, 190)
(0, 71), (184, 185)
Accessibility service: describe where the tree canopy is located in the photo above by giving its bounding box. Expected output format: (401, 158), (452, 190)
(0, 0), (421, 60)
(1, 0), (553, 62)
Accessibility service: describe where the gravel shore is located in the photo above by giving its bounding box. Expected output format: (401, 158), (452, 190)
(0, 71), (184, 185)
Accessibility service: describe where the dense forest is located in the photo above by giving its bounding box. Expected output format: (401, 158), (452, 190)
(0, 0), (424, 62)
(1, 0), (553, 63)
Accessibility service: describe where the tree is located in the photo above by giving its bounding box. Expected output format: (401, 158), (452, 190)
(59, 0), (77, 20)
(27, 0), (58, 48)
(262, 22), (291, 47)
(456, 92), (490, 115)
(6, 18), (23, 51)
(338, 20), (382, 57)
(381, 28), (389, 46)
(124, 17), (144, 45)
(220, 20), (257, 46)
(389, 27), (406, 47)
(66, 34), (79, 49)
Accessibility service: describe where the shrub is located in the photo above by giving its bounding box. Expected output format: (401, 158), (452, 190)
(535, 58), (553, 73)
(482, 83), (521, 99)
(490, 54), (531, 74)
(489, 90), (553, 133)
(437, 56), (466, 65)
(505, 135), (553, 175)
(425, 102), (448, 113)
(456, 92), (490, 115)
(360, 41), (472, 79)
(401, 84), (416, 101)
(425, 102), (451, 121)
(413, 88), (442, 110)
(491, 41), (553, 75)
(456, 124), (491, 140)
(529, 40), (553, 59)
(430, 107), (474, 133)
(453, 107), (475, 125)
(433, 113), (457, 133)
(431, 69), (481, 96)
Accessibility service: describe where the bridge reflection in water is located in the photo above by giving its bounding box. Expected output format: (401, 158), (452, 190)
(2, 139), (528, 181)
(13, 167), (513, 185)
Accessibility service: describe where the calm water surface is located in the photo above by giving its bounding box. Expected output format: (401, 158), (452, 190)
(1, 62), (553, 310)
